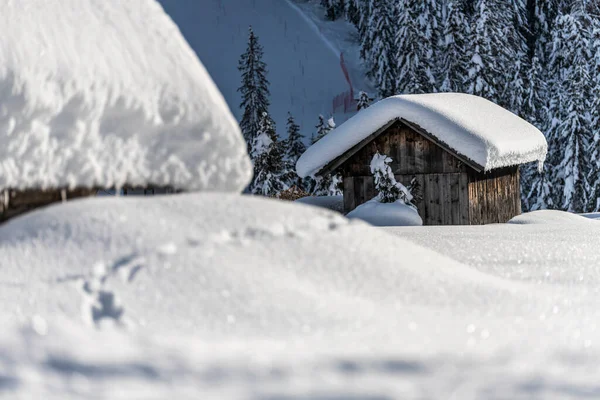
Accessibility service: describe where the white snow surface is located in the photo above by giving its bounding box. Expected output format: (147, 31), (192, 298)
(0, 0), (251, 192)
(297, 93), (548, 177)
(2, 197), (600, 398)
(347, 200), (423, 226)
(509, 210), (599, 225)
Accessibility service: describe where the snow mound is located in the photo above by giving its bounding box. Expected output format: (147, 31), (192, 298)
(3, 195), (600, 397)
(347, 200), (423, 226)
(582, 212), (600, 220)
(0, 193), (519, 338)
(295, 195), (344, 213)
(297, 93), (547, 177)
(4, 318), (600, 400)
(0, 0), (251, 192)
(509, 210), (598, 225)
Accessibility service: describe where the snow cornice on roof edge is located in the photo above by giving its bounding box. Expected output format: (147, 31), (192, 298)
(296, 93), (548, 178)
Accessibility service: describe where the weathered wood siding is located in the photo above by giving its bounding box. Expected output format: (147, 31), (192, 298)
(0, 188), (97, 223)
(340, 121), (468, 177)
(339, 120), (522, 225)
(468, 167), (521, 225)
(344, 174), (469, 225)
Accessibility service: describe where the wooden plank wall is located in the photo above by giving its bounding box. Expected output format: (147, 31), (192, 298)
(339, 120), (522, 225)
(468, 167), (521, 224)
(0, 188), (98, 223)
(344, 173), (470, 225)
(341, 121), (467, 177)
(0, 185), (181, 224)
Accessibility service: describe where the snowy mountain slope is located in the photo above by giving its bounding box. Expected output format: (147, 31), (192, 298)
(158, 0), (368, 136)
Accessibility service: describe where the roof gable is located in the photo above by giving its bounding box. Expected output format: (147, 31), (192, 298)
(319, 118), (483, 177)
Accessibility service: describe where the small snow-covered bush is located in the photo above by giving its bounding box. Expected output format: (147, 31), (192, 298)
(346, 153), (422, 226)
(370, 152), (413, 205)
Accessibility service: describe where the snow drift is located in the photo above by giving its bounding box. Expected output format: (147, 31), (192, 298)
(0, 193), (516, 337)
(509, 210), (599, 225)
(2, 195), (600, 397)
(0, 0), (251, 192)
(347, 199), (423, 226)
(297, 93), (548, 177)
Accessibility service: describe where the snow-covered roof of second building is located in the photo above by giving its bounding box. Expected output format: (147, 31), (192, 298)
(0, 0), (251, 192)
(296, 94), (547, 177)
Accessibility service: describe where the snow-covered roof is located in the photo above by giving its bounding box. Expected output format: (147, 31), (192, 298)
(296, 94), (547, 177)
(0, 0), (251, 192)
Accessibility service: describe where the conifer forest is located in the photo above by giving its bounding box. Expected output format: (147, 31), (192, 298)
(240, 0), (600, 213)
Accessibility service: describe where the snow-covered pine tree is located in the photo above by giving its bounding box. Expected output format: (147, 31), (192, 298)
(522, 53), (547, 129)
(437, 0), (470, 92)
(358, 0), (374, 60)
(527, 0), (563, 60)
(356, 91), (373, 110)
(587, 20), (600, 211)
(496, 0), (529, 111)
(370, 152), (413, 206)
(312, 174), (343, 196)
(464, 0), (527, 106)
(251, 113), (293, 196)
(586, 0), (600, 16)
(284, 113), (306, 188)
(321, 0), (343, 20)
(588, 129), (600, 211)
(310, 115), (341, 196)
(520, 52), (549, 211)
(363, 0), (398, 97)
(407, 176), (422, 206)
(345, 0), (360, 25)
(284, 113), (306, 164)
(545, 12), (595, 212)
(312, 114), (335, 144)
(526, 168), (554, 210)
(238, 26), (271, 151)
(463, 0), (497, 100)
(395, 0), (440, 94)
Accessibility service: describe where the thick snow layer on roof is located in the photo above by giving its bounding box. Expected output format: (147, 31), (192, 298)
(297, 93), (547, 177)
(0, 0), (251, 192)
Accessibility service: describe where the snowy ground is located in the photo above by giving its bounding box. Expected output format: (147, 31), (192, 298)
(7, 1), (599, 398)
(158, 0), (370, 135)
(2, 196), (600, 399)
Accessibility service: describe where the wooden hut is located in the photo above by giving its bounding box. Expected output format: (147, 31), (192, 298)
(296, 94), (548, 226)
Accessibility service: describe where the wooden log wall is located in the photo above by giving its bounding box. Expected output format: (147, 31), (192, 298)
(0, 188), (97, 223)
(0, 185), (180, 224)
(468, 167), (521, 225)
(339, 120), (523, 225)
(344, 173), (470, 225)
